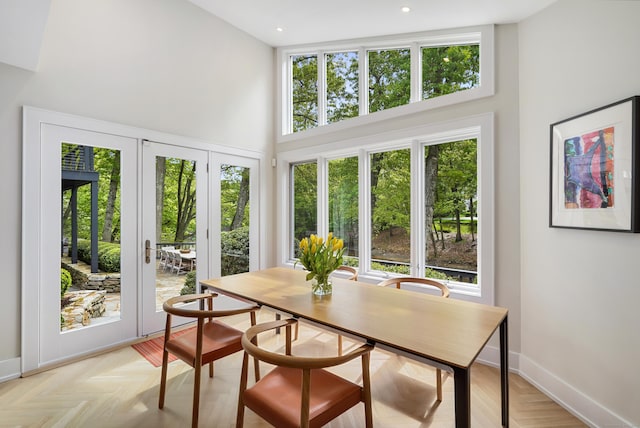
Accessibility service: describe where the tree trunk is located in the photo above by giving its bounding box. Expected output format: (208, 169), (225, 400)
(101, 151), (121, 242)
(230, 168), (250, 230)
(174, 160), (196, 242)
(424, 145), (439, 258)
(430, 223), (438, 258)
(156, 157), (166, 243)
(438, 217), (446, 250)
(455, 209), (463, 242)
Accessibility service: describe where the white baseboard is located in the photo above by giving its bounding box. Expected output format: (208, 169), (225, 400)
(519, 354), (636, 428)
(477, 347), (636, 428)
(0, 357), (21, 383)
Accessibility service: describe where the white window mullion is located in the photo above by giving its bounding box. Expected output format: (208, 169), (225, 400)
(359, 47), (368, 116)
(318, 51), (327, 126)
(411, 140), (424, 277)
(358, 149), (371, 274)
(284, 53), (293, 135)
(410, 42), (421, 103)
(317, 156), (328, 238)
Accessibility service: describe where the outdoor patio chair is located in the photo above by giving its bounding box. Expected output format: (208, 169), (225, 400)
(169, 251), (187, 275)
(159, 293), (260, 428)
(236, 318), (374, 428)
(377, 276), (450, 402)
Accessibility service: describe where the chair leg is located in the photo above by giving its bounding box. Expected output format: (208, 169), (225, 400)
(158, 349), (169, 409)
(209, 361), (214, 378)
(362, 353), (373, 428)
(251, 311), (260, 382)
(192, 364), (201, 428)
(436, 368), (443, 402)
(337, 334), (343, 356)
(236, 352), (250, 428)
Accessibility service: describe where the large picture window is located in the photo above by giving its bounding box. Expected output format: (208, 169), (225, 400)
(279, 114), (494, 304)
(278, 25), (494, 140)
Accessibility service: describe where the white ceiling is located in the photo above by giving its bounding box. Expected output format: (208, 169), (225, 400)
(188, 0), (558, 47)
(0, 0), (557, 71)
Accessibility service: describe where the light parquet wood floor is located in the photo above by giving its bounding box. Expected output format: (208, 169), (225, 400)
(0, 311), (587, 428)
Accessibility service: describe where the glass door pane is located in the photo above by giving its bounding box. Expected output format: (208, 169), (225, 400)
(61, 143), (123, 331)
(220, 165), (250, 276)
(141, 143), (208, 334)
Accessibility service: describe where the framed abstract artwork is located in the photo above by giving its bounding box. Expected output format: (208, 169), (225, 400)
(549, 96), (640, 232)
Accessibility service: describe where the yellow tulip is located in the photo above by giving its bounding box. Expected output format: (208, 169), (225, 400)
(333, 239), (344, 251)
(300, 238), (308, 249)
(310, 234), (317, 245)
(327, 232), (333, 242)
(311, 243), (317, 253)
(317, 236), (323, 246)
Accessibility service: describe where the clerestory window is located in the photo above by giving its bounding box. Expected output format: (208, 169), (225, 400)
(279, 25), (493, 140)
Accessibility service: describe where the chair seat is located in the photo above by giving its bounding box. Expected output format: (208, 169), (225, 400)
(243, 366), (362, 428)
(165, 321), (244, 366)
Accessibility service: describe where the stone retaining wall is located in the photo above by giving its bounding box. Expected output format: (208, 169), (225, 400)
(61, 259), (121, 292)
(61, 290), (106, 331)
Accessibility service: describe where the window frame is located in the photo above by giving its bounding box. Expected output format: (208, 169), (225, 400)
(276, 113), (494, 305)
(277, 25), (494, 142)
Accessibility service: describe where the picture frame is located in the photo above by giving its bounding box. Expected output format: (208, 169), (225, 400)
(549, 96), (640, 232)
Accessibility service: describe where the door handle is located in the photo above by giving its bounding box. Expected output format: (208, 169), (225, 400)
(145, 239), (152, 264)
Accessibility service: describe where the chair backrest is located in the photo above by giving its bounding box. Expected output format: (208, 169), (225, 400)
(377, 276), (450, 298)
(237, 319), (374, 427)
(334, 265), (358, 281)
(163, 293), (260, 321)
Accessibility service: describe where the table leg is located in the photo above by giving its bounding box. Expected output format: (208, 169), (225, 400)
(453, 366), (470, 428)
(500, 316), (510, 427)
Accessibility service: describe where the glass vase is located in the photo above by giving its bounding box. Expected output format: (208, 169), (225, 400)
(312, 277), (332, 296)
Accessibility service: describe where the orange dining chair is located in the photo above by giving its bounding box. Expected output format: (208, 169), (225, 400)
(236, 318), (374, 428)
(377, 276), (450, 402)
(159, 293), (260, 428)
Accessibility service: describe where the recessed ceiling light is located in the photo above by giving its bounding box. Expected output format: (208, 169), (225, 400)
(401, 6), (411, 13)
(276, 27), (284, 32)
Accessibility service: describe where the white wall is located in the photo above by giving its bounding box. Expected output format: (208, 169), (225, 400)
(0, 0), (274, 366)
(519, 1), (640, 426)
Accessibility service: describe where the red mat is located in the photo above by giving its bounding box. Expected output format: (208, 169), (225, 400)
(131, 326), (195, 367)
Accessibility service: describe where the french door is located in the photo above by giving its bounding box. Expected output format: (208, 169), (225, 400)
(23, 124), (138, 370)
(140, 142), (208, 334)
(23, 108), (261, 372)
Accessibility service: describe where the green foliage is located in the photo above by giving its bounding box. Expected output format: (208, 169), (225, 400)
(221, 165), (250, 231)
(221, 226), (250, 276)
(76, 239), (120, 272)
(368, 48), (411, 113)
(328, 157), (359, 256)
(370, 262), (452, 281)
(371, 149), (411, 234)
(327, 52), (359, 123)
(292, 162), (318, 242)
(371, 261), (410, 275)
(292, 55), (318, 132)
(422, 44), (479, 100)
(180, 270), (197, 295)
(60, 268), (72, 297)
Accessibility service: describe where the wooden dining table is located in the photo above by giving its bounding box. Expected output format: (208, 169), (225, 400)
(200, 267), (509, 428)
